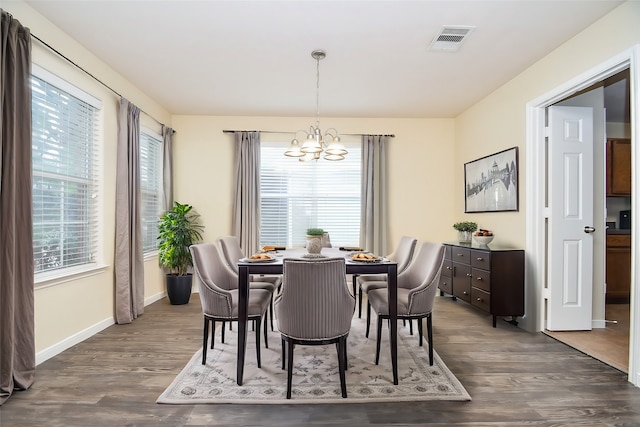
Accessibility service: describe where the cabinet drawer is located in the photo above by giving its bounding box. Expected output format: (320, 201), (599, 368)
(451, 247), (470, 264)
(471, 250), (491, 270)
(471, 288), (491, 313)
(472, 268), (491, 292)
(441, 260), (453, 278)
(607, 234), (631, 247)
(439, 276), (452, 295)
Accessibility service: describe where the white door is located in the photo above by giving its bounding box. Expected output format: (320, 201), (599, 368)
(547, 106), (595, 331)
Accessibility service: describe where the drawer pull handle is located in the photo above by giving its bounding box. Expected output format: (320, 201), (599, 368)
(476, 297), (482, 302)
(463, 291), (468, 295)
(466, 273), (472, 277)
(457, 253), (464, 257)
(476, 257), (483, 261)
(476, 277), (483, 281)
(446, 266), (452, 270)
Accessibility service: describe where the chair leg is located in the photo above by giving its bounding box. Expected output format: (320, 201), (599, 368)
(281, 337), (286, 370)
(427, 313), (434, 366)
(409, 319), (413, 335)
(286, 338), (294, 399)
(221, 321), (225, 344)
(337, 337), (348, 398)
(365, 302), (371, 338)
(375, 316), (383, 365)
(264, 312), (269, 349)
(202, 317), (209, 365)
(417, 317), (423, 346)
(358, 286), (363, 319)
(270, 295), (275, 331)
(255, 318), (262, 368)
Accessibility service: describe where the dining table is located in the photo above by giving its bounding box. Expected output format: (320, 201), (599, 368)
(236, 248), (399, 386)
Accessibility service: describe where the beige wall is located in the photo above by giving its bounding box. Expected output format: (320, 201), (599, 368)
(455, 0), (639, 331)
(6, 1), (172, 359)
(171, 116), (457, 252)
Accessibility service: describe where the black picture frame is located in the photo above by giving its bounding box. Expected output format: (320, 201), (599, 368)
(464, 147), (518, 213)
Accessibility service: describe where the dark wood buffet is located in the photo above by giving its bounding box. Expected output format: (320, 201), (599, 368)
(439, 242), (524, 327)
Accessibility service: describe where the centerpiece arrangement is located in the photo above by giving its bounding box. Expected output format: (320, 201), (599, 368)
(306, 227), (325, 254)
(452, 221), (478, 243)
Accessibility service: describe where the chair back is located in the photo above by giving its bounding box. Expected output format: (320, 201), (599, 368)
(189, 243), (235, 317)
(390, 236), (418, 274)
(402, 242), (446, 315)
(275, 258), (355, 341)
(218, 236), (245, 275)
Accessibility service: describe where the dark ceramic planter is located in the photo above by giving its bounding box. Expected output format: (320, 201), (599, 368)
(166, 274), (193, 305)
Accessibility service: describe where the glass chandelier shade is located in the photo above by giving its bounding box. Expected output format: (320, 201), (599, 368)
(284, 50), (347, 162)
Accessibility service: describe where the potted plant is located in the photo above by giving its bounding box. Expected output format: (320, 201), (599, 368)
(453, 221), (478, 243)
(306, 227), (324, 254)
(157, 202), (204, 305)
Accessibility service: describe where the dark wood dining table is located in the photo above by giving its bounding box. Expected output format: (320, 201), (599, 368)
(236, 248), (398, 386)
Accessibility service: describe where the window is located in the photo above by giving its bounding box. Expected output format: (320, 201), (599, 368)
(140, 130), (163, 253)
(31, 66), (101, 276)
(260, 141), (361, 248)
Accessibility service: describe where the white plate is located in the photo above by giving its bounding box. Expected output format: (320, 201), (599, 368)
(349, 255), (383, 263)
(243, 256), (276, 263)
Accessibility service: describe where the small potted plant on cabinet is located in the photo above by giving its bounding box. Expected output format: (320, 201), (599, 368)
(306, 227), (325, 254)
(157, 202), (204, 305)
(453, 221), (478, 243)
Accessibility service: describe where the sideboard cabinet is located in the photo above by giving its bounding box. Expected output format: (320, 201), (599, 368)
(440, 243), (524, 327)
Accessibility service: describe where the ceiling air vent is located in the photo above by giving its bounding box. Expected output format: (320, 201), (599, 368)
(429, 26), (474, 52)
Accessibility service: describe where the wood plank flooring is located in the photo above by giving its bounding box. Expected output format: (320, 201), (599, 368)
(2, 294), (640, 426)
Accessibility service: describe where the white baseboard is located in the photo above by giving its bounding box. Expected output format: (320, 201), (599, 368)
(36, 316), (115, 365)
(36, 291), (169, 365)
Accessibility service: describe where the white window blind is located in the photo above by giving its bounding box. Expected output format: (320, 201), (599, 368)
(140, 130), (163, 253)
(31, 68), (101, 275)
(260, 141), (361, 248)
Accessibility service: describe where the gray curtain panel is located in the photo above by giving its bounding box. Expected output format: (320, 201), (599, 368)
(232, 131), (261, 255)
(114, 98), (144, 324)
(0, 10), (35, 405)
(161, 125), (173, 211)
(361, 135), (388, 255)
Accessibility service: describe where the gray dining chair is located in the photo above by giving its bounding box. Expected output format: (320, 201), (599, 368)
(275, 257), (355, 399)
(365, 241), (445, 366)
(355, 236), (417, 318)
(218, 236), (282, 330)
(190, 243), (271, 367)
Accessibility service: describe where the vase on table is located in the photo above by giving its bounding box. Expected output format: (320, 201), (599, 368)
(457, 231), (472, 243)
(306, 235), (323, 254)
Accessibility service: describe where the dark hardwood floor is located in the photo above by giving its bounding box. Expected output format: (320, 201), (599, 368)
(2, 294), (640, 426)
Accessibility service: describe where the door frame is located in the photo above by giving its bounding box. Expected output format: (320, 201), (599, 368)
(525, 45), (640, 386)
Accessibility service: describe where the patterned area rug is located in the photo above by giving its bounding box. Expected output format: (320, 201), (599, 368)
(157, 316), (471, 404)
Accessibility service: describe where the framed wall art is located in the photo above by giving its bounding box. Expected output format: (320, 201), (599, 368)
(464, 147), (518, 213)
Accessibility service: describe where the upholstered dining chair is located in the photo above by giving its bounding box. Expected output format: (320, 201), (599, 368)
(365, 241), (445, 366)
(355, 236), (417, 318)
(190, 243), (272, 367)
(275, 257), (355, 399)
(218, 236), (282, 331)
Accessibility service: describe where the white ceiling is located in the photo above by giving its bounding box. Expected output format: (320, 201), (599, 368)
(21, 0), (625, 118)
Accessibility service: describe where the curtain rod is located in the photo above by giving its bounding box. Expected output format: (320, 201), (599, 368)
(223, 130), (395, 138)
(31, 33), (173, 133)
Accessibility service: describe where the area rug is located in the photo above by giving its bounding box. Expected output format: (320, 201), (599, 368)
(157, 317), (471, 404)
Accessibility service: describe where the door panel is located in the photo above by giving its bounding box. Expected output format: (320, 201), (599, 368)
(547, 106), (594, 331)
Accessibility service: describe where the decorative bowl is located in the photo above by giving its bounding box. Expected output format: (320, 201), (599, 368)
(473, 234), (494, 246)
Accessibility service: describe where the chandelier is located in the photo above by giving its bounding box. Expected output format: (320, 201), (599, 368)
(284, 50), (347, 161)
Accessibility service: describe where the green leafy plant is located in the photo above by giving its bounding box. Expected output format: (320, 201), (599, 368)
(157, 202), (204, 276)
(452, 221), (478, 232)
(306, 227), (325, 236)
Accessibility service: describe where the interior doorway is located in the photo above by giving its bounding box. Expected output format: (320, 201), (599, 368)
(541, 68), (631, 372)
